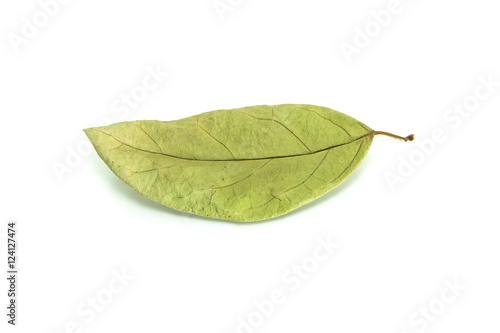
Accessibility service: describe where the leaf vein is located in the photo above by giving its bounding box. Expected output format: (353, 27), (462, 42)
(328, 140), (364, 185)
(281, 150), (330, 196)
(195, 160), (272, 191)
(297, 106), (351, 137)
(196, 119), (236, 159)
(237, 109), (312, 152)
(132, 123), (163, 153)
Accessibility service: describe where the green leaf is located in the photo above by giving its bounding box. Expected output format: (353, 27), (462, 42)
(84, 104), (412, 222)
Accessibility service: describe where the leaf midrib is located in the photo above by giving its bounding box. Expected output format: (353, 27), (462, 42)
(92, 129), (373, 162)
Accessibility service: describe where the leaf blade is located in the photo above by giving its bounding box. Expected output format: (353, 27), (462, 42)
(84, 104), (373, 221)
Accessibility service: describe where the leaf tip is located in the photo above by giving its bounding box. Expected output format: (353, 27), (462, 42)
(83, 127), (97, 137)
(82, 127), (100, 144)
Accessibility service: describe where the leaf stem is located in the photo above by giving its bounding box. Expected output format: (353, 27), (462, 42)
(373, 131), (415, 142)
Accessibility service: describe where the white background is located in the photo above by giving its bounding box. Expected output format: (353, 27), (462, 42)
(1, 0), (499, 332)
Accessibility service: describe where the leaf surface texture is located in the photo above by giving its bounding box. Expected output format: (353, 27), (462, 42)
(84, 104), (373, 222)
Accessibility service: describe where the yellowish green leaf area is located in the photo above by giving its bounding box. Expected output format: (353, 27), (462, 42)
(84, 104), (376, 222)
